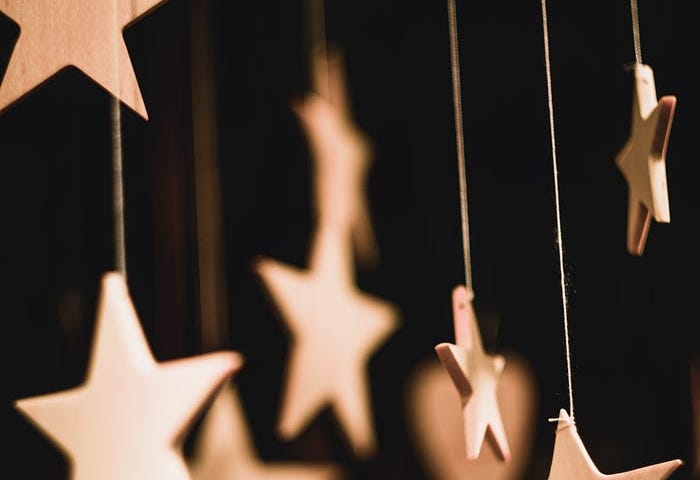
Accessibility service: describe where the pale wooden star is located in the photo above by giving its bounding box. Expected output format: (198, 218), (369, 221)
(299, 48), (378, 267)
(615, 63), (676, 255)
(15, 272), (243, 480)
(190, 381), (342, 480)
(434, 285), (511, 462)
(547, 410), (682, 479)
(254, 227), (399, 458)
(0, 0), (167, 119)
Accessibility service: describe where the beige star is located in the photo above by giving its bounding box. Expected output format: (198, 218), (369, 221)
(190, 381), (342, 480)
(15, 272), (243, 480)
(547, 410), (682, 479)
(434, 285), (510, 462)
(254, 227), (399, 457)
(615, 63), (676, 255)
(0, 0), (167, 119)
(299, 48), (378, 267)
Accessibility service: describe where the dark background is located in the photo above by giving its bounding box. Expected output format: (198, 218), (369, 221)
(0, 0), (698, 478)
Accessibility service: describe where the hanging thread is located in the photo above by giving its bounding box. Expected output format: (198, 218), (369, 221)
(541, 0), (574, 420)
(630, 0), (643, 64)
(306, 0), (329, 96)
(447, 0), (473, 290)
(111, 97), (126, 277)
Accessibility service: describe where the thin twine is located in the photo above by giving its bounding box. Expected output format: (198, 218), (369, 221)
(541, 0), (574, 420)
(630, 0), (643, 64)
(447, 0), (473, 290)
(111, 0), (126, 277)
(307, 0), (329, 96)
(111, 97), (126, 277)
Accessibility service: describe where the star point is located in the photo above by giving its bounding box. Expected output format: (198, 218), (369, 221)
(0, 0), (168, 118)
(190, 381), (342, 480)
(434, 285), (511, 462)
(547, 409), (682, 479)
(15, 272), (243, 480)
(615, 63), (676, 255)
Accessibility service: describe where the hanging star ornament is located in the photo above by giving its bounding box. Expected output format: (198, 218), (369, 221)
(254, 227), (399, 457)
(547, 410), (682, 479)
(0, 0), (168, 119)
(303, 48), (378, 267)
(615, 63), (676, 255)
(15, 273), (242, 480)
(190, 381), (342, 480)
(434, 285), (511, 462)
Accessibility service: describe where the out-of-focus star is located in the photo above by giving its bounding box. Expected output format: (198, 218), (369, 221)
(0, 0), (167, 119)
(547, 410), (682, 479)
(615, 63), (676, 255)
(434, 285), (510, 462)
(190, 381), (342, 480)
(15, 272), (242, 480)
(254, 227), (399, 458)
(298, 48), (378, 267)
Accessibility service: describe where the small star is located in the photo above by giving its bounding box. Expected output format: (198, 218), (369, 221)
(15, 273), (242, 480)
(255, 227), (399, 458)
(190, 381), (342, 480)
(615, 63), (676, 255)
(547, 410), (682, 479)
(0, 0), (168, 118)
(434, 285), (510, 461)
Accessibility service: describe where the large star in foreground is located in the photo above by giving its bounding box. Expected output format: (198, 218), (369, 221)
(434, 285), (510, 462)
(0, 0), (167, 119)
(15, 273), (242, 480)
(547, 410), (682, 479)
(615, 63), (676, 255)
(254, 227), (399, 457)
(190, 381), (342, 480)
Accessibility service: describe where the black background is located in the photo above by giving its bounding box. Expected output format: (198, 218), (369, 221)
(1, 0), (699, 478)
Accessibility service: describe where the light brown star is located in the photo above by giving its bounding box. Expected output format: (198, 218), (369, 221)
(190, 381), (342, 480)
(547, 410), (682, 479)
(615, 63), (676, 255)
(254, 227), (399, 458)
(300, 48), (378, 267)
(434, 285), (510, 462)
(0, 0), (167, 119)
(15, 273), (242, 480)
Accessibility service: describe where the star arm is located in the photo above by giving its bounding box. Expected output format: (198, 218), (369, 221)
(435, 343), (473, 397)
(650, 96), (676, 159)
(120, 0), (168, 27)
(605, 460), (682, 480)
(330, 364), (376, 457)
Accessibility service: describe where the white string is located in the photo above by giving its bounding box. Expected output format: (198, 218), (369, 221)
(111, 97), (126, 276)
(112, 0), (126, 277)
(630, 0), (643, 64)
(541, 0), (574, 420)
(447, 0), (473, 290)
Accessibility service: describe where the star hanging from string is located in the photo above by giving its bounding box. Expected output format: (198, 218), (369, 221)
(434, 285), (511, 462)
(547, 409), (682, 479)
(303, 48), (378, 267)
(0, 0), (168, 119)
(254, 227), (399, 458)
(615, 63), (676, 255)
(190, 381), (342, 480)
(15, 273), (242, 480)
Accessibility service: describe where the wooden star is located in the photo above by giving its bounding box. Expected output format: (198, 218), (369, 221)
(547, 410), (682, 479)
(297, 48), (378, 267)
(0, 0), (168, 119)
(434, 285), (511, 462)
(615, 63), (676, 255)
(254, 227), (399, 457)
(190, 381), (342, 480)
(15, 273), (242, 480)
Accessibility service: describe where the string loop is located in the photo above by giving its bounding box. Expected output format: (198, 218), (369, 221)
(630, 0), (643, 64)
